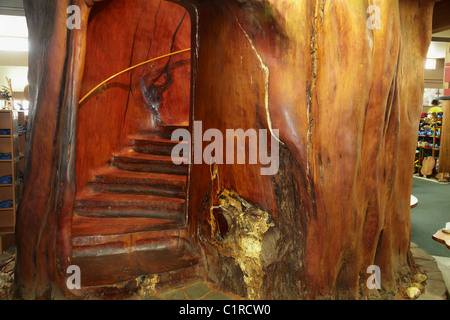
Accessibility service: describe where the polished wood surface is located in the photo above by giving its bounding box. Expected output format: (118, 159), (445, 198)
(16, 0), (436, 300)
(184, 0), (436, 299)
(432, 229), (450, 249)
(77, 0), (190, 192)
(16, 0), (193, 299)
(16, 0), (91, 299)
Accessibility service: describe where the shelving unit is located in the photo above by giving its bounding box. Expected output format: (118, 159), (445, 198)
(0, 110), (26, 252)
(415, 114), (443, 174)
(417, 126), (441, 154)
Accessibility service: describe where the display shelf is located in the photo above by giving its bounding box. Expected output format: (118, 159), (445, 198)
(0, 227), (14, 235)
(0, 110), (26, 252)
(415, 115), (443, 175)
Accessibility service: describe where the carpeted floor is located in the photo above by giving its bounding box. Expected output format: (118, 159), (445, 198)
(434, 256), (450, 294)
(411, 176), (450, 294)
(411, 176), (450, 258)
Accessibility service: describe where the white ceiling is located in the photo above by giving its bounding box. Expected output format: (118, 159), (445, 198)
(434, 30), (450, 38)
(0, 0), (24, 16)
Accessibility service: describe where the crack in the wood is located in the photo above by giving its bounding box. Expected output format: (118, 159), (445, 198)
(120, 2), (147, 142)
(236, 18), (284, 146)
(305, 0), (324, 216)
(140, 11), (188, 125)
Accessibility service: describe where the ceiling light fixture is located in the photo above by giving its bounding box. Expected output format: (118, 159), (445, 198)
(0, 14), (28, 52)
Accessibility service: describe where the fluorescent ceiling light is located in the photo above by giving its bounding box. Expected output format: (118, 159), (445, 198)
(0, 15), (28, 37)
(0, 15), (28, 52)
(0, 36), (28, 52)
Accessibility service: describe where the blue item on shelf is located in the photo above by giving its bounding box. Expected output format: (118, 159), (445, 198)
(0, 199), (13, 208)
(0, 153), (11, 160)
(0, 175), (12, 184)
(0, 129), (11, 135)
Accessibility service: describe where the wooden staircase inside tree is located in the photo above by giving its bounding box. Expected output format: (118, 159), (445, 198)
(71, 125), (202, 296)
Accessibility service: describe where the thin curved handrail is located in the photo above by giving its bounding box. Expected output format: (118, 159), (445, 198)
(79, 48), (191, 105)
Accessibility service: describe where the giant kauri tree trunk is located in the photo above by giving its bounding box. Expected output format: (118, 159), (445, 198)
(15, 0), (435, 300)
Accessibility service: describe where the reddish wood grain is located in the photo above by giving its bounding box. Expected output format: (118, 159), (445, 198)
(77, 0), (190, 191)
(16, 0), (436, 300)
(184, 0), (435, 299)
(16, 0), (91, 299)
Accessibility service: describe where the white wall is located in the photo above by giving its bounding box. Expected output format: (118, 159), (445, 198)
(424, 58), (445, 89)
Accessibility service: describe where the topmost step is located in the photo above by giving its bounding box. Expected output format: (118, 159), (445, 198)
(148, 124), (190, 139)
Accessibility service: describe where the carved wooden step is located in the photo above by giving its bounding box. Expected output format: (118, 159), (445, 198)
(72, 214), (184, 238)
(130, 133), (188, 156)
(74, 191), (185, 220)
(71, 240), (201, 289)
(69, 127), (197, 298)
(113, 148), (188, 175)
(72, 228), (189, 257)
(90, 166), (187, 198)
(148, 124), (189, 139)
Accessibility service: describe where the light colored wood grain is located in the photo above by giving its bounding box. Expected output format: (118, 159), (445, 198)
(433, 229), (450, 249)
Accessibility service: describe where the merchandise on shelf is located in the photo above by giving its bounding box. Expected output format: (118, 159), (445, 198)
(415, 109), (443, 175)
(0, 199), (13, 208)
(0, 175), (12, 184)
(0, 153), (12, 160)
(1, 89), (12, 100)
(1, 87), (13, 110)
(18, 125), (26, 133)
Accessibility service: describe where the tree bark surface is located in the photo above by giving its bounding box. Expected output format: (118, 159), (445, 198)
(15, 0), (435, 300)
(185, 0), (435, 299)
